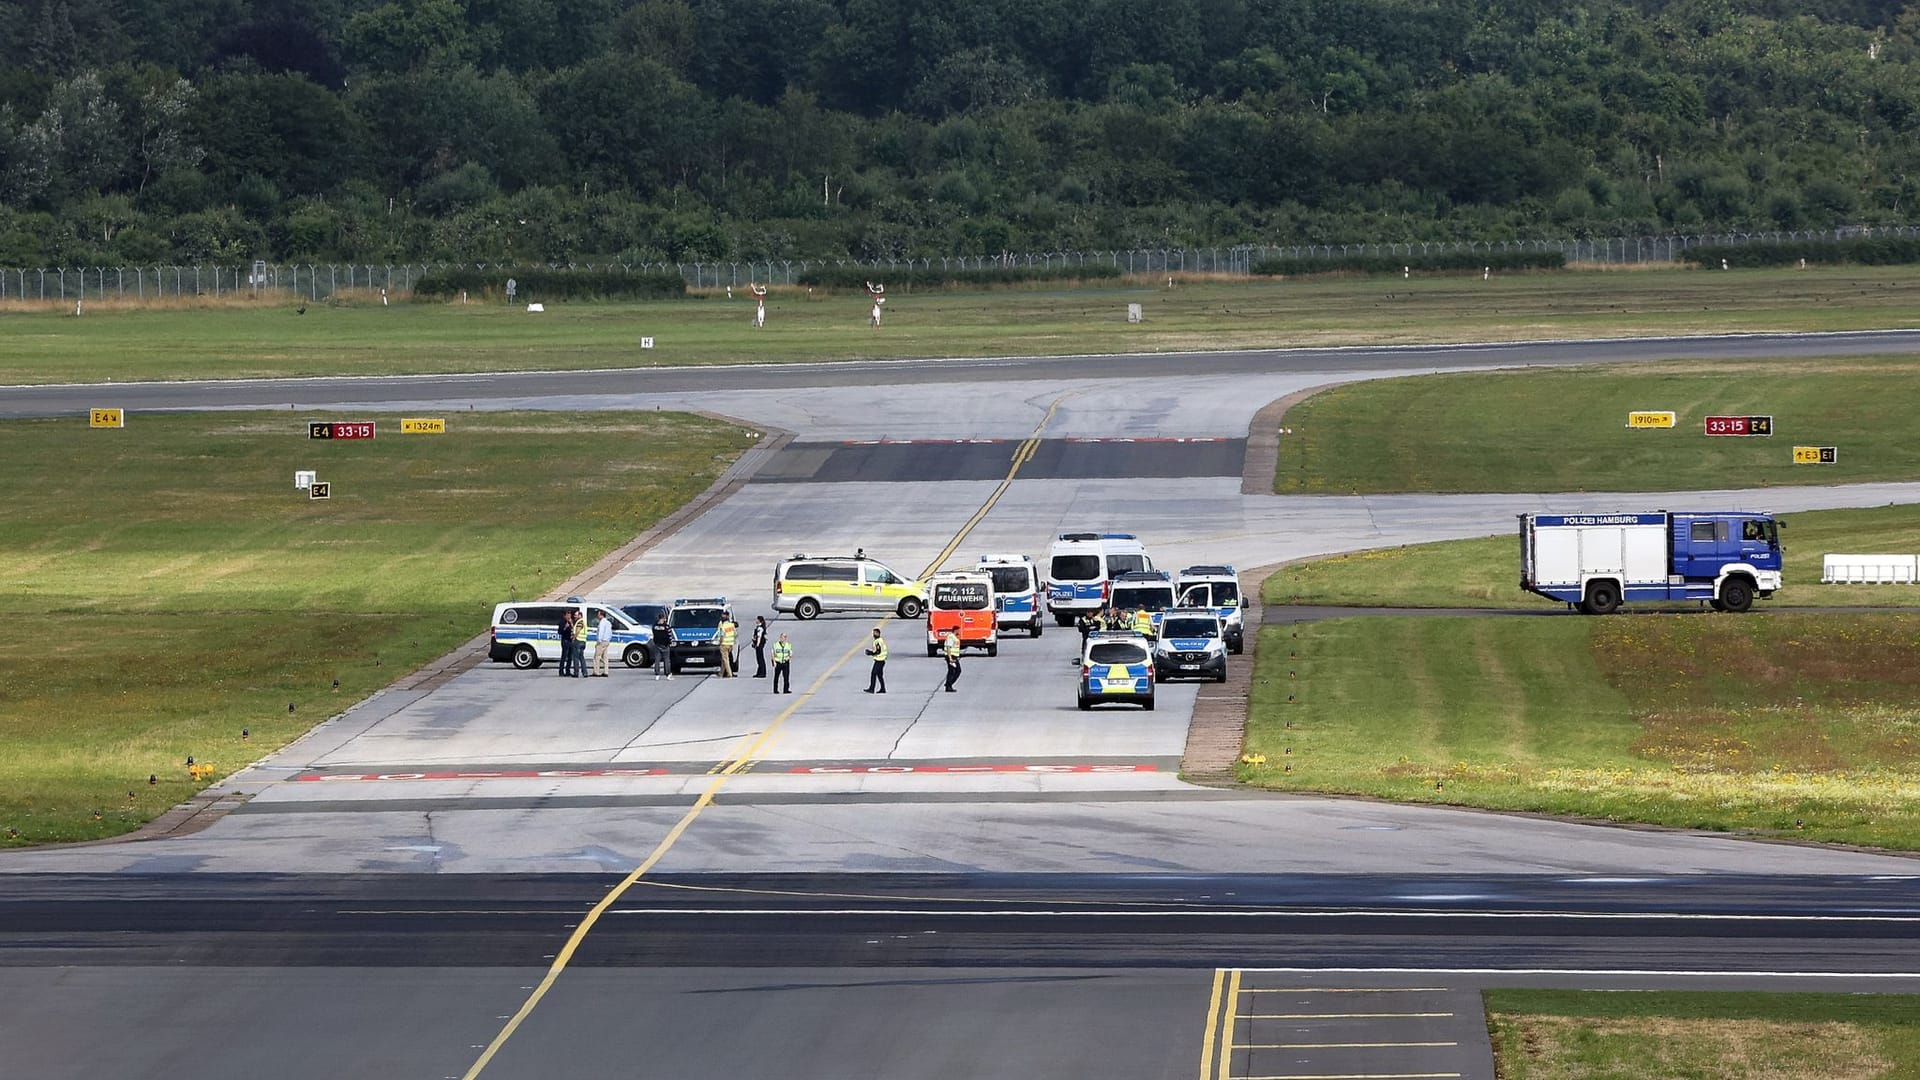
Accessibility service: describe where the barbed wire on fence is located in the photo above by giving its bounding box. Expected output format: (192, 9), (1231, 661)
(3, 225), (1915, 302)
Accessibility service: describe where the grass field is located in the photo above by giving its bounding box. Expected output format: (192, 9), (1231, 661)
(0, 410), (753, 845)
(1, 265), (1917, 384)
(1485, 989), (1920, 1080)
(1267, 503), (1920, 609)
(1275, 356), (1920, 494)
(1242, 611), (1920, 847)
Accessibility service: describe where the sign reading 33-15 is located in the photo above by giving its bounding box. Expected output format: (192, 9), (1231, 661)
(308, 421), (376, 440)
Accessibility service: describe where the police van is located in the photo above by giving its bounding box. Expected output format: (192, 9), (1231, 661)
(926, 570), (998, 656)
(488, 598), (655, 670)
(1175, 565), (1245, 654)
(774, 553), (926, 620)
(1152, 608), (1228, 682)
(975, 553), (1043, 637)
(667, 597), (735, 675)
(1109, 570), (1178, 636)
(1078, 630), (1155, 711)
(1045, 532), (1153, 626)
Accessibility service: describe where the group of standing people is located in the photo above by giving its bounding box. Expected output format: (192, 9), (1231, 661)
(1078, 606), (1157, 640)
(555, 609), (614, 678)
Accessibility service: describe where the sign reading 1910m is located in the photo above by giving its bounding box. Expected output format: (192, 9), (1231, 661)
(308, 421), (376, 440)
(1704, 414), (1773, 436)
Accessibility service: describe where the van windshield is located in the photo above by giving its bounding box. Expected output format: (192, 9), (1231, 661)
(671, 608), (725, 628)
(1111, 586), (1174, 611)
(1161, 617), (1218, 639)
(984, 566), (1031, 593)
(1107, 554), (1148, 575)
(1051, 555), (1100, 580)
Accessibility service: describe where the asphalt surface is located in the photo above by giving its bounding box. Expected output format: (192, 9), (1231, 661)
(7, 330), (1920, 1080)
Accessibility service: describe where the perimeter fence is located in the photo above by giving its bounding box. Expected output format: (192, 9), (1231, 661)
(4, 225), (1916, 302)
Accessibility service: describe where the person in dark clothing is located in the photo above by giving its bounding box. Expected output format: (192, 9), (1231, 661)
(751, 616), (769, 678)
(652, 610), (673, 680)
(771, 633), (792, 693)
(557, 611), (576, 677)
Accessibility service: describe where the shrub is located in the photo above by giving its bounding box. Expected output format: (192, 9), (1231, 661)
(1252, 250), (1565, 276)
(794, 263), (1123, 289)
(1680, 237), (1920, 269)
(411, 265), (686, 300)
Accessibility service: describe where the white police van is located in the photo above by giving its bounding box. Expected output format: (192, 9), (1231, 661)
(1152, 608), (1228, 682)
(488, 598), (655, 670)
(1176, 565), (1245, 654)
(1045, 532), (1153, 626)
(975, 553), (1043, 637)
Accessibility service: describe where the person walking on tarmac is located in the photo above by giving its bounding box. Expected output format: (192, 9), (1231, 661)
(718, 613), (738, 677)
(750, 616), (769, 678)
(863, 627), (888, 693)
(942, 630), (962, 692)
(771, 632), (793, 694)
(652, 609), (673, 680)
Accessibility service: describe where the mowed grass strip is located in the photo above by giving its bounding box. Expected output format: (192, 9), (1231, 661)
(4, 265), (1919, 384)
(1275, 356), (1920, 493)
(1243, 613), (1920, 848)
(1266, 504), (1920, 609)
(1485, 990), (1920, 1080)
(0, 410), (755, 845)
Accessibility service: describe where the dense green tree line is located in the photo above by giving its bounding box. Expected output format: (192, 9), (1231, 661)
(0, 0), (1916, 265)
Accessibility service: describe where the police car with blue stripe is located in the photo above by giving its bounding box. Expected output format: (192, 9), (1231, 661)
(1151, 608), (1228, 683)
(488, 598), (656, 670)
(1176, 565), (1245, 654)
(975, 553), (1043, 637)
(1077, 630), (1155, 711)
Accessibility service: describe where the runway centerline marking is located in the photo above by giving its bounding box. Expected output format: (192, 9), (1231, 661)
(458, 394), (1066, 1080)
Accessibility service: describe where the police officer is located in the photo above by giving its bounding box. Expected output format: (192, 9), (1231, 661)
(771, 632), (793, 694)
(942, 630), (962, 692)
(863, 627), (888, 693)
(652, 610), (673, 680)
(750, 616), (769, 678)
(1132, 607), (1154, 639)
(719, 613), (738, 677)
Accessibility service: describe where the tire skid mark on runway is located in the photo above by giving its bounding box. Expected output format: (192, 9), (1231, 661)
(458, 394), (1067, 1080)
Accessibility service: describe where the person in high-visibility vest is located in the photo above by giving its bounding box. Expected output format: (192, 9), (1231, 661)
(771, 633), (793, 694)
(941, 630), (962, 692)
(719, 615), (738, 677)
(863, 627), (888, 693)
(1132, 608), (1154, 638)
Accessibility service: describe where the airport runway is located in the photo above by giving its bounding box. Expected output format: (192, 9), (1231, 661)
(4, 332), (1918, 1080)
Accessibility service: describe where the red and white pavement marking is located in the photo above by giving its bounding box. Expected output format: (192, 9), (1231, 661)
(293, 767), (671, 782)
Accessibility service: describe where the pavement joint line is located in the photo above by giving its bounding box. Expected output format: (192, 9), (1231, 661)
(1243, 1013), (1454, 1020)
(458, 404), (1062, 1080)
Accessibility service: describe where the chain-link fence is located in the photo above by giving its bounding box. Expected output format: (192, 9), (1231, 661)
(4, 225), (1915, 301)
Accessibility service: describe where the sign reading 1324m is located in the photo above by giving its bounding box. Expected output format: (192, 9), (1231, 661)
(1704, 414), (1772, 436)
(308, 421), (376, 440)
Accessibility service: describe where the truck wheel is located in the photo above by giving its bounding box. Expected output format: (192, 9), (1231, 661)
(897, 597), (925, 619)
(927, 643), (939, 657)
(624, 645), (650, 668)
(511, 645), (540, 670)
(986, 643), (998, 657)
(1708, 598), (1727, 612)
(794, 598), (820, 620)
(1719, 578), (1754, 613)
(1582, 582), (1621, 615)
(1031, 619), (1043, 638)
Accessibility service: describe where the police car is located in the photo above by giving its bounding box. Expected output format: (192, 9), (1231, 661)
(667, 597), (735, 675)
(1109, 570), (1178, 636)
(976, 553), (1043, 637)
(1176, 565), (1245, 654)
(1077, 630), (1155, 711)
(488, 598), (655, 671)
(1152, 608), (1228, 682)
